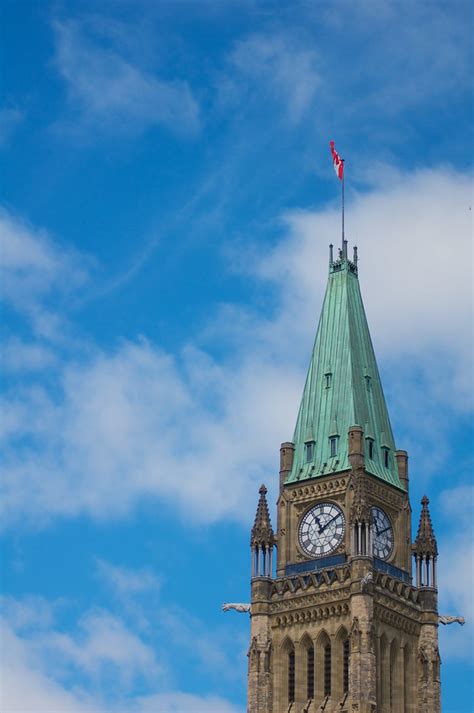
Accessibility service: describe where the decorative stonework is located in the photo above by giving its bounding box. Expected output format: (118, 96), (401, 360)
(246, 241), (442, 713)
(273, 602), (350, 629)
(251, 485), (275, 547)
(375, 604), (420, 636)
(413, 496), (438, 557)
(290, 477), (347, 502)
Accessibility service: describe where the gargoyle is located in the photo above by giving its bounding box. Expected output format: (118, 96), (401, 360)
(222, 603), (251, 613)
(439, 615), (465, 626)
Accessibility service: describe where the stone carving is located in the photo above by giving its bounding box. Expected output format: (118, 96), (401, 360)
(351, 616), (362, 651)
(418, 646), (429, 681)
(350, 472), (371, 523)
(361, 571), (373, 591)
(439, 615), (465, 626)
(223, 602), (251, 613)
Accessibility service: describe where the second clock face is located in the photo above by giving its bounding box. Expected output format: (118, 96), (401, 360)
(298, 502), (345, 557)
(372, 506), (394, 560)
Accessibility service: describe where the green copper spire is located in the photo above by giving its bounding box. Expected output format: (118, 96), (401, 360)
(286, 245), (403, 489)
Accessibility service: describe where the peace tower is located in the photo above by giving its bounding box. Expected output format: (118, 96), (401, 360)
(247, 241), (441, 713)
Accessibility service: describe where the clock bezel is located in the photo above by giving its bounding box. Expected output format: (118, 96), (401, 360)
(297, 501), (346, 559)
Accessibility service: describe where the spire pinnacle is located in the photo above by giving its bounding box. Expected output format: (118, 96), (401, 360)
(251, 484), (274, 547)
(413, 496), (438, 557)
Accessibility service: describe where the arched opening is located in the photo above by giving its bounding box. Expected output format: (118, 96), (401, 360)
(315, 630), (332, 705)
(288, 649), (295, 704)
(390, 638), (399, 713)
(280, 637), (296, 707)
(307, 646), (315, 699)
(324, 643), (331, 697)
(333, 626), (349, 703)
(379, 634), (389, 711)
(343, 638), (350, 694)
(300, 633), (315, 702)
(403, 644), (413, 713)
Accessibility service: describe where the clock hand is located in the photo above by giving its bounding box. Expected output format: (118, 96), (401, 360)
(378, 526), (391, 536)
(319, 514), (339, 533)
(313, 515), (323, 533)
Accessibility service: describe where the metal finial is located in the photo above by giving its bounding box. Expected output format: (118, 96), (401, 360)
(329, 244), (334, 265)
(353, 245), (358, 266)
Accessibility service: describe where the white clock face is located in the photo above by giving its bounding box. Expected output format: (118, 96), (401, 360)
(372, 506), (394, 560)
(298, 502), (345, 557)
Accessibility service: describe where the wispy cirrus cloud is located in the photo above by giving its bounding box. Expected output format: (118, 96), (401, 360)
(53, 19), (200, 138)
(228, 33), (321, 124)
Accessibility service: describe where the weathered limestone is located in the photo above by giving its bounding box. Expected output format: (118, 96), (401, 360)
(246, 430), (441, 713)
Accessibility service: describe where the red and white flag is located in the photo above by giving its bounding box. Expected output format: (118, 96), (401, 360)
(329, 140), (344, 181)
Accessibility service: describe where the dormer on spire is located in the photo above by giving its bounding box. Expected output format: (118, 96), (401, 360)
(413, 496), (438, 588)
(250, 485), (275, 578)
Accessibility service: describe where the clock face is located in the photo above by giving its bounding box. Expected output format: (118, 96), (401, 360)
(298, 502), (345, 557)
(372, 506), (394, 560)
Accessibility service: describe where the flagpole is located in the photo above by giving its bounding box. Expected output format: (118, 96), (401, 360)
(341, 159), (345, 255)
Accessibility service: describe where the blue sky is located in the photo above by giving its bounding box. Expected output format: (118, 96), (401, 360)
(0, 1), (473, 711)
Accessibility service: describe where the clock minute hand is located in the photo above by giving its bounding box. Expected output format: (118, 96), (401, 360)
(319, 514), (339, 533)
(378, 526), (391, 536)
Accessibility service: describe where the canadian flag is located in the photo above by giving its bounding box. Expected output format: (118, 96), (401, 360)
(329, 140), (344, 181)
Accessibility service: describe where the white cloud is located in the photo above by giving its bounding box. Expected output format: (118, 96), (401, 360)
(257, 169), (473, 367)
(94, 559), (245, 683)
(40, 610), (162, 686)
(0, 208), (89, 338)
(96, 559), (161, 597)
(0, 338), (299, 526)
(1, 338), (57, 372)
(136, 692), (243, 713)
(1, 610), (243, 713)
(1, 618), (105, 713)
(438, 485), (474, 662)
(249, 168), (473, 473)
(53, 19), (200, 137)
(1, 168), (472, 528)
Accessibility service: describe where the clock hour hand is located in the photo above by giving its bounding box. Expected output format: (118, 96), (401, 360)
(313, 515), (323, 532)
(378, 526), (391, 536)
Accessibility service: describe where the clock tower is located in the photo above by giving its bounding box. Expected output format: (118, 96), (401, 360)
(247, 243), (441, 713)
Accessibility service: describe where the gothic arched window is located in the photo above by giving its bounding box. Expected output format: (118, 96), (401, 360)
(307, 645), (315, 699)
(288, 649), (295, 703)
(390, 640), (398, 711)
(343, 638), (350, 694)
(324, 643), (331, 697)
